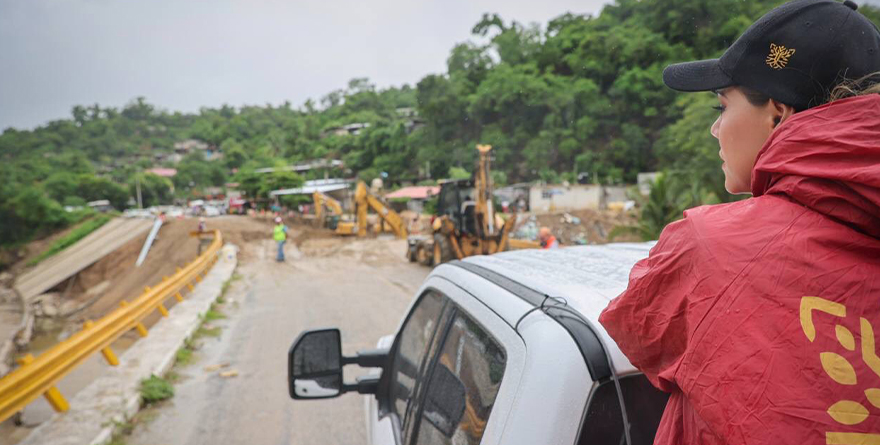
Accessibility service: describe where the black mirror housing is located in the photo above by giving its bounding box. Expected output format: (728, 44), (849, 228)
(288, 328), (343, 400)
(288, 328), (392, 401)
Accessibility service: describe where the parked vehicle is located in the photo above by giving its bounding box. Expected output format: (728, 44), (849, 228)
(203, 206), (221, 217)
(288, 242), (669, 445)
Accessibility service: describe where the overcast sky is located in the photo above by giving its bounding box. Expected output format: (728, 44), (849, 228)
(0, 0), (610, 131)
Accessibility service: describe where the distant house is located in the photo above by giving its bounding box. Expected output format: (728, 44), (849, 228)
(637, 172), (661, 196)
(528, 184), (630, 213)
(147, 168), (177, 178)
(153, 152), (183, 164)
(87, 200), (114, 212)
(404, 118), (426, 134)
(395, 108), (425, 134)
(386, 186), (440, 213)
(321, 123), (371, 138)
(254, 159), (344, 174)
(174, 139), (221, 161)
(395, 107), (417, 118)
(173, 139), (209, 153)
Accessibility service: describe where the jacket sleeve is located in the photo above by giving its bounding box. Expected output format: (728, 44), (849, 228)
(599, 216), (712, 392)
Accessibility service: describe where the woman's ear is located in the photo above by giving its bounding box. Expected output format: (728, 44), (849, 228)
(771, 99), (797, 127)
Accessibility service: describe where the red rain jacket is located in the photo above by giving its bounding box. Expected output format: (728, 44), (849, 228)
(600, 94), (880, 444)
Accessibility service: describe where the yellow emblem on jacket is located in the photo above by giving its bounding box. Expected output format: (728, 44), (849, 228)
(766, 43), (796, 70)
(800, 297), (880, 441)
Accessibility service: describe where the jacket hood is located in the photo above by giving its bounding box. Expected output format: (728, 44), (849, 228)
(752, 94), (880, 238)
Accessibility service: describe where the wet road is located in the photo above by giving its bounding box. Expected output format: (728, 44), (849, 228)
(128, 235), (429, 445)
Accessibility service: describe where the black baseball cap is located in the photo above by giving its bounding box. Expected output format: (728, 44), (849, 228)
(663, 0), (880, 110)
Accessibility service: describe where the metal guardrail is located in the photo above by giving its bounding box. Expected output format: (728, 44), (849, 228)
(0, 230), (223, 423)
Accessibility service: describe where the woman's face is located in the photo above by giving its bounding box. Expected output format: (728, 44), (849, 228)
(710, 87), (784, 194)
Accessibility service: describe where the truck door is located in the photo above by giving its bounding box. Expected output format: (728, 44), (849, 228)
(374, 279), (521, 445)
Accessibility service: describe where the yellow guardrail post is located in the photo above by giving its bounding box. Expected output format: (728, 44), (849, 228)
(16, 355), (69, 413)
(83, 321), (119, 366)
(164, 276), (185, 302)
(120, 301), (150, 337)
(0, 230), (223, 423)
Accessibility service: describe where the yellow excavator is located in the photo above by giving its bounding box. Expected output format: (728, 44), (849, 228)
(313, 183), (407, 238)
(406, 144), (515, 266)
(353, 181), (407, 238)
(313, 191), (357, 235)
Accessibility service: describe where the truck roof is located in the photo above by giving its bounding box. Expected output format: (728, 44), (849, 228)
(462, 241), (655, 376)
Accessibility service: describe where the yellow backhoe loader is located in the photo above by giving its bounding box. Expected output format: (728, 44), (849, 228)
(313, 191), (358, 235)
(406, 144), (515, 266)
(313, 184), (407, 238)
(352, 181), (407, 238)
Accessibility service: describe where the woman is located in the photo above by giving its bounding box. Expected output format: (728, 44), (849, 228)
(599, 0), (880, 443)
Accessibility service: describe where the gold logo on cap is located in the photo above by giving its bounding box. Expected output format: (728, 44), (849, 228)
(766, 43), (796, 70)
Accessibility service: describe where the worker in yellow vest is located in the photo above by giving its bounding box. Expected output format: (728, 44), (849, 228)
(273, 217), (288, 262)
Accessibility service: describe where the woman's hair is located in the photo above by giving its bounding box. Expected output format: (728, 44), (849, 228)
(738, 71), (880, 110)
(828, 72), (880, 102)
(740, 87), (771, 107)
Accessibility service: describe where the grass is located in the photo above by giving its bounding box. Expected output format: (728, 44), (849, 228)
(27, 214), (113, 267)
(106, 408), (161, 445)
(165, 370), (182, 383)
(204, 308), (225, 322)
(139, 375), (174, 405)
(175, 347), (194, 367)
(218, 272), (242, 303)
(107, 419), (134, 445)
(172, 299), (227, 369)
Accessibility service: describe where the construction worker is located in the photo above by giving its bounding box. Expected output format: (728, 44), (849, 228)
(538, 227), (558, 249)
(273, 217), (288, 262)
(197, 217), (209, 255)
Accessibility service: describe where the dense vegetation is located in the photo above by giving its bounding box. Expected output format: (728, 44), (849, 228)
(1, 0), (877, 247)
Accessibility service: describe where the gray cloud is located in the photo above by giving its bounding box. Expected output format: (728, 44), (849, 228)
(0, 0), (608, 130)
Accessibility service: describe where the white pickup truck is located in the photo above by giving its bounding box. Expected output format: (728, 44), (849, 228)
(288, 242), (669, 445)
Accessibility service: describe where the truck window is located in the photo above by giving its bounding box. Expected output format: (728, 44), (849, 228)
(577, 374), (669, 445)
(390, 291), (449, 434)
(413, 313), (506, 445)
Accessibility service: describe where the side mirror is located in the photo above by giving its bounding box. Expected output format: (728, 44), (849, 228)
(288, 329), (343, 399)
(422, 365), (467, 437)
(288, 328), (391, 401)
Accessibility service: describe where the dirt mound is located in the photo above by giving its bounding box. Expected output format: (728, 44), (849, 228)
(70, 219), (200, 321)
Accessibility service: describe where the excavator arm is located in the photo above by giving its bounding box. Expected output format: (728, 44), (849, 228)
(354, 182), (408, 239)
(313, 191), (343, 218)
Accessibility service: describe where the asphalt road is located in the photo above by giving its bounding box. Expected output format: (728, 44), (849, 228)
(128, 234), (430, 445)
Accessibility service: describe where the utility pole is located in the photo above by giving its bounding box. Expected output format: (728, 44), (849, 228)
(136, 176), (143, 209)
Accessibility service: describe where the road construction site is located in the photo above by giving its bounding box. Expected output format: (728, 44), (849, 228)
(0, 214), (432, 445)
(0, 143), (637, 444)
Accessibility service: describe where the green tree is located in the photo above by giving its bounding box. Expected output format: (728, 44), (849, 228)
(129, 173), (174, 207)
